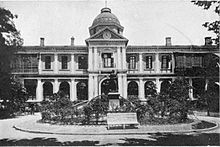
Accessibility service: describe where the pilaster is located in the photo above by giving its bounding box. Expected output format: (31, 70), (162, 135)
(156, 78), (161, 93)
(117, 47), (121, 70)
(189, 78), (194, 100)
(139, 78), (145, 100)
(70, 78), (77, 101)
(94, 47), (98, 70)
(36, 79), (43, 101)
(53, 79), (59, 93)
(54, 54), (58, 74)
(139, 53), (143, 72)
(38, 54), (42, 74)
(118, 74), (123, 97)
(122, 47), (126, 70)
(122, 74), (127, 98)
(71, 54), (75, 73)
(155, 53), (160, 73)
(88, 47), (93, 71)
(88, 75), (94, 100)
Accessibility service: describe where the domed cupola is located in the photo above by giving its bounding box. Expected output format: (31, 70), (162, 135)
(89, 7), (124, 36)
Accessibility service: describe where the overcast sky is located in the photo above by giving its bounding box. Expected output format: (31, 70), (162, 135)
(1, 0), (218, 46)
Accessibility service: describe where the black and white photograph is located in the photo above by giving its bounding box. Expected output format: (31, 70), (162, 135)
(0, 0), (219, 146)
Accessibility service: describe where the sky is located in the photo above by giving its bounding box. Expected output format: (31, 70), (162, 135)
(0, 0), (218, 46)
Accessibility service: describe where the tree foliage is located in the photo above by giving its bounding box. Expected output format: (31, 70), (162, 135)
(191, 1), (220, 46)
(0, 7), (24, 118)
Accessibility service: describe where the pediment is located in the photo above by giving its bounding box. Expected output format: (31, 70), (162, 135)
(86, 27), (128, 40)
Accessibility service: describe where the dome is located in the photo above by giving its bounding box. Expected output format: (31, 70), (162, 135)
(92, 7), (120, 27)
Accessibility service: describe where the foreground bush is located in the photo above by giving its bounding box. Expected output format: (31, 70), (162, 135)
(40, 91), (84, 125)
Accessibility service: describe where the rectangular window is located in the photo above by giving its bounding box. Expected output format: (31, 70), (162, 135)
(102, 53), (114, 68)
(45, 56), (51, 69)
(161, 55), (169, 69)
(146, 56), (153, 69)
(61, 56), (68, 69)
(78, 56), (88, 69)
(129, 56), (136, 69)
(176, 56), (184, 68)
(192, 56), (203, 67)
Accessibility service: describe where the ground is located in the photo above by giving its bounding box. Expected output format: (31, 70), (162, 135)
(0, 113), (219, 146)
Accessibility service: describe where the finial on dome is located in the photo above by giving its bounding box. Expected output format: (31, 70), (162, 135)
(105, 0), (107, 8)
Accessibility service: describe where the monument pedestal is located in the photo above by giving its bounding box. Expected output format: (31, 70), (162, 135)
(108, 92), (120, 111)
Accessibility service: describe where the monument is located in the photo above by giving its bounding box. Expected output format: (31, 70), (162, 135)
(108, 70), (120, 111)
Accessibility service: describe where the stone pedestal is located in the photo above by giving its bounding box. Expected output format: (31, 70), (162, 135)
(108, 92), (120, 111)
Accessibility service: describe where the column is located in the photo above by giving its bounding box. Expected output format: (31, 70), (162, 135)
(94, 75), (98, 97)
(38, 54), (42, 74)
(36, 79), (43, 101)
(54, 54), (58, 74)
(205, 79), (209, 91)
(155, 53), (160, 73)
(70, 78), (77, 101)
(70, 54), (75, 73)
(122, 74), (127, 98)
(139, 78), (145, 100)
(171, 53), (175, 73)
(117, 47), (121, 70)
(94, 47), (98, 70)
(156, 78), (161, 93)
(118, 74), (123, 96)
(122, 47), (126, 70)
(88, 75), (94, 100)
(53, 79), (59, 93)
(139, 53), (143, 72)
(88, 47), (93, 71)
(189, 78), (193, 100)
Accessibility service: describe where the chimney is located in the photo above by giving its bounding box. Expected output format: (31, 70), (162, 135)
(205, 37), (212, 45)
(71, 37), (75, 46)
(165, 37), (172, 46)
(40, 38), (44, 46)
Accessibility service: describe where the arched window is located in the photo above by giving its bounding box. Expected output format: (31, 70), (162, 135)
(160, 80), (171, 94)
(43, 82), (53, 100)
(127, 81), (138, 96)
(59, 81), (70, 98)
(145, 81), (156, 97)
(77, 81), (88, 100)
(24, 79), (37, 100)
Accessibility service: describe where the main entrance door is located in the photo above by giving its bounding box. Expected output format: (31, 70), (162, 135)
(101, 79), (117, 95)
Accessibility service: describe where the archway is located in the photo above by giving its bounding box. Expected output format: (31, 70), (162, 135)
(101, 79), (117, 95)
(24, 79), (37, 100)
(43, 82), (53, 100)
(59, 81), (70, 98)
(77, 81), (88, 100)
(160, 80), (171, 94)
(145, 81), (156, 97)
(127, 81), (138, 96)
(193, 78), (205, 98)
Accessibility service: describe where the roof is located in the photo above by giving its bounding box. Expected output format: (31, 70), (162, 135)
(92, 7), (121, 27)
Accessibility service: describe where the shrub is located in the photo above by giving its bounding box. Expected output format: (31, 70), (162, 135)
(40, 91), (83, 124)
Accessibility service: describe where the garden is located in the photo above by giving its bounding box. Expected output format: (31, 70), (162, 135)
(40, 78), (195, 126)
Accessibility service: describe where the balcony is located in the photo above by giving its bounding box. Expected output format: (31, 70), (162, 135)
(12, 67), (38, 74)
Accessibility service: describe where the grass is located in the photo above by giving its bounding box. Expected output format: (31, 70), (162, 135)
(192, 120), (216, 129)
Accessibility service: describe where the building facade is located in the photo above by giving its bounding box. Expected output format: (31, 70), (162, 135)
(12, 7), (219, 102)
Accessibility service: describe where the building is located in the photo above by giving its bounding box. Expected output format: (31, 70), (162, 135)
(12, 7), (219, 102)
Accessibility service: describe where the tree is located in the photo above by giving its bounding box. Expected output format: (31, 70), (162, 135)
(192, 1), (220, 47)
(0, 7), (24, 118)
